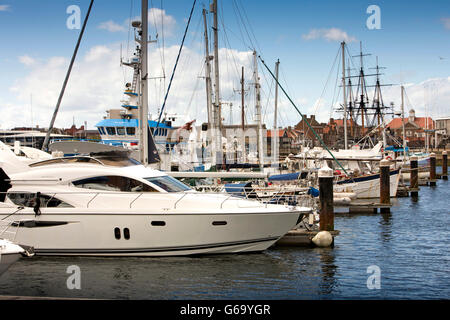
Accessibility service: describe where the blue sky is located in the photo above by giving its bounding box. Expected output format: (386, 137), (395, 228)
(0, 0), (449, 129)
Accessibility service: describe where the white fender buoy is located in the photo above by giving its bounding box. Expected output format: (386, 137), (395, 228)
(312, 231), (333, 247)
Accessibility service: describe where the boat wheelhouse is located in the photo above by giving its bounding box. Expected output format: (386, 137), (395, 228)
(95, 118), (172, 147)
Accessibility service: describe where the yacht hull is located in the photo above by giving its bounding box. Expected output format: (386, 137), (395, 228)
(334, 169), (401, 199)
(0, 211), (302, 257)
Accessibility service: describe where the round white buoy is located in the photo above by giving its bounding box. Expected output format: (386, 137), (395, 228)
(312, 231), (333, 247)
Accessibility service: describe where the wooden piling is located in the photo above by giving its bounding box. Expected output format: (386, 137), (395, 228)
(379, 159), (390, 213)
(319, 165), (334, 231)
(429, 153), (436, 186)
(410, 156), (419, 198)
(443, 151), (448, 180)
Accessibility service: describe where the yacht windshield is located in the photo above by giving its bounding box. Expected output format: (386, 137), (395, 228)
(144, 176), (191, 193)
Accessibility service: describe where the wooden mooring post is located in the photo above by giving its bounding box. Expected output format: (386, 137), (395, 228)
(410, 156), (419, 198)
(443, 151), (448, 180)
(319, 165), (334, 231)
(429, 153), (436, 186)
(379, 159), (390, 213)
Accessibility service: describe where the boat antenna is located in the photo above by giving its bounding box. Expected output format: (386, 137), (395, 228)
(42, 0), (95, 151)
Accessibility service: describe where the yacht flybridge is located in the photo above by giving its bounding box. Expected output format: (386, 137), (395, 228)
(0, 147), (309, 256)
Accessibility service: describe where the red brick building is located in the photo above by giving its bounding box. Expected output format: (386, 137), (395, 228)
(386, 109), (434, 148)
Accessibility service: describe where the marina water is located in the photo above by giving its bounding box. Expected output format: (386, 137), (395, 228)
(0, 176), (448, 299)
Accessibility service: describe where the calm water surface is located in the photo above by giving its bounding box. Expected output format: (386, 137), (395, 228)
(1, 178), (449, 299)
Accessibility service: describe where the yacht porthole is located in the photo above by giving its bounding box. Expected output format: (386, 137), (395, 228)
(114, 227), (121, 239)
(124, 228), (130, 240)
(212, 221), (227, 226)
(151, 221), (166, 226)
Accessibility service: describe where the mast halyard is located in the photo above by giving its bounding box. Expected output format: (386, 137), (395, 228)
(341, 42), (348, 150)
(273, 59), (280, 164)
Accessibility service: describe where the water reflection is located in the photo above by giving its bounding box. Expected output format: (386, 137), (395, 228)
(379, 212), (393, 243)
(317, 248), (338, 295)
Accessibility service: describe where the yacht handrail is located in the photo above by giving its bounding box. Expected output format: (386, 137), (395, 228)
(173, 193), (187, 209)
(0, 189), (306, 211)
(86, 193), (99, 208)
(129, 193), (144, 208)
(220, 194), (234, 209)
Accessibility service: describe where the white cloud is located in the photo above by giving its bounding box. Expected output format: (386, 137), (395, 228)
(302, 28), (357, 43)
(18, 55), (36, 66)
(2, 42), (261, 130)
(130, 8), (177, 37)
(0, 5), (10, 11)
(441, 17), (450, 30)
(149, 8), (176, 36)
(98, 20), (126, 33)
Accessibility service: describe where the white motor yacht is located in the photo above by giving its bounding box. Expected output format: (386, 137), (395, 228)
(0, 147), (309, 257)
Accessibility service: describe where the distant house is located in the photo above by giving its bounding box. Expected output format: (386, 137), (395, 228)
(435, 117), (450, 147)
(64, 125), (100, 140)
(386, 109), (434, 148)
(266, 127), (304, 157)
(294, 115), (326, 147)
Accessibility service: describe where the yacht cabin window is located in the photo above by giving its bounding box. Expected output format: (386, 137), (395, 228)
(106, 127), (116, 135)
(126, 127), (136, 135)
(144, 176), (191, 192)
(7, 193), (74, 208)
(72, 175), (158, 192)
(117, 127), (126, 136)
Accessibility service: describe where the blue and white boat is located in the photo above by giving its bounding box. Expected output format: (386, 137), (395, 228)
(94, 87), (173, 149)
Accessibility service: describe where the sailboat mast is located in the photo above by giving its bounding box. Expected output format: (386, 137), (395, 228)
(240, 66), (246, 163)
(211, 0), (222, 166)
(253, 51), (264, 170)
(140, 0), (149, 165)
(274, 60), (280, 130)
(241, 67), (245, 131)
(347, 61), (354, 139)
(202, 8), (213, 127)
(341, 42), (348, 149)
(401, 85), (407, 155)
(358, 43), (366, 137)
